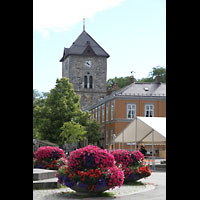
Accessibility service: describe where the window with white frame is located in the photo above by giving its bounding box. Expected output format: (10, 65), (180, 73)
(102, 104), (105, 123)
(145, 104), (154, 117)
(110, 129), (114, 144)
(106, 103), (109, 121)
(127, 104), (136, 119)
(111, 102), (114, 120)
(106, 129), (109, 145)
(98, 106), (101, 124)
(95, 107), (98, 120)
(92, 109), (94, 120)
(90, 111), (92, 120)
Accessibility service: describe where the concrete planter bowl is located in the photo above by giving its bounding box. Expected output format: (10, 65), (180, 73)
(69, 181), (109, 195)
(124, 173), (143, 183)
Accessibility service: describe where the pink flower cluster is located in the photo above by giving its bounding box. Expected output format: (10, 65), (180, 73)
(111, 149), (151, 181)
(132, 150), (144, 162)
(104, 166), (124, 189)
(67, 145), (115, 170)
(124, 167), (134, 177)
(34, 146), (66, 161)
(111, 149), (144, 167)
(111, 149), (133, 167)
(57, 145), (124, 191)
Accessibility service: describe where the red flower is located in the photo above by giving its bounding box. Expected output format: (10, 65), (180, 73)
(68, 174), (73, 179)
(81, 178), (85, 181)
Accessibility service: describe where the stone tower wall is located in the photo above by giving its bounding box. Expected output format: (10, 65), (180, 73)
(62, 55), (107, 109)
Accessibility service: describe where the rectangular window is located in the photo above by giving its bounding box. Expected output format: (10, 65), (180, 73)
(145, 104), (154, 117)
(110, 129), (114, 144)
(95, 107), (98, 120)
(111, 102), (114, 120)
(127, 104), (136, 119)
(84, 76), (88, 88)
(106, 103), (109, 121)
(98, 106), (101, 124)
(102, 104), (105, 123)
(92, 109), (94, 120)
(89, 76), (93, 88)
(106, 129), (109, 145)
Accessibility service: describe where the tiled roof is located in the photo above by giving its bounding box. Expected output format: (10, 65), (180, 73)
(60, 31), (109, 61)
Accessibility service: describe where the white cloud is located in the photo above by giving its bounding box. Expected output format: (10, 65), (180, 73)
(33, 0), (126, 37)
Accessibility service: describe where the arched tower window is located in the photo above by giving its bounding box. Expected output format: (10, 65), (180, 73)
(89, 76), (93, 88)
(84, 76), (88, 88)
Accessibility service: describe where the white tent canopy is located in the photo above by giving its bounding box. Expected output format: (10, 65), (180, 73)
(115, 117), (166, 144)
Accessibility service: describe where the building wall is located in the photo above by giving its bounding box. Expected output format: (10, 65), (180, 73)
(89, 96), (166, 155)
(114, 98), (166, 118)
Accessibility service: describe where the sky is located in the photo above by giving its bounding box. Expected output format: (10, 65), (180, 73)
(33, 0), (166, 93)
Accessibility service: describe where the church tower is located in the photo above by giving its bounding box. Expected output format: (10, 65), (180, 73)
(60, 21), (109, 110)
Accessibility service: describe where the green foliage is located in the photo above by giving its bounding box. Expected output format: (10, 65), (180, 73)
(106, 66), (166, 90)
(137, 66), (166, 83)
(60, 121), (87, 144)
(106, 76), (134, 90)
(85, 119), (100, 144)
(33, 78), (89, 145)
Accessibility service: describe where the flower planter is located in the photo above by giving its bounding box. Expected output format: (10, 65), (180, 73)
(124, 173), (143, 182)
(56, 146), (124, 194)
(70, 181), (109, 194)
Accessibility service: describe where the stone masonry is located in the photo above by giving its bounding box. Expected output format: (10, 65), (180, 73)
(62, 55), (107, 110)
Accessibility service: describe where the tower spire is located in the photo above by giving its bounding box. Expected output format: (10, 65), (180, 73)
(83, 18), (85, 31)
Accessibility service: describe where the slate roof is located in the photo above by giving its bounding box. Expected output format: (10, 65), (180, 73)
(115, 82), (166, 96)
(60, 30), (110, 62)
(85, 82), (166, 111)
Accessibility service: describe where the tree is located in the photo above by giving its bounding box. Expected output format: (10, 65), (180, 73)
(149, 66), (166, 83)
(106, 76), (134, 90)
(137, 66), (166, 83)
(33, 78), (89, 145)
(60, 121), (87, 144)
(33, 89), (49, 138)
(106, 66), (166, 90)
(85, 119), (100, 144)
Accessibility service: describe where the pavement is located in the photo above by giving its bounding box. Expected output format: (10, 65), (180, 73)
(33, 171), (166, 200)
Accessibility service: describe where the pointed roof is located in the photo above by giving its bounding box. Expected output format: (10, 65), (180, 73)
(60, 31), (110, 62)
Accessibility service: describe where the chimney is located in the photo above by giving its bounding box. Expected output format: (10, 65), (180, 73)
(155, 75), (161, 83)
(106, 88), (112, 95)
(130, 75), (134, 84)
(113, 83), (118, 91)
